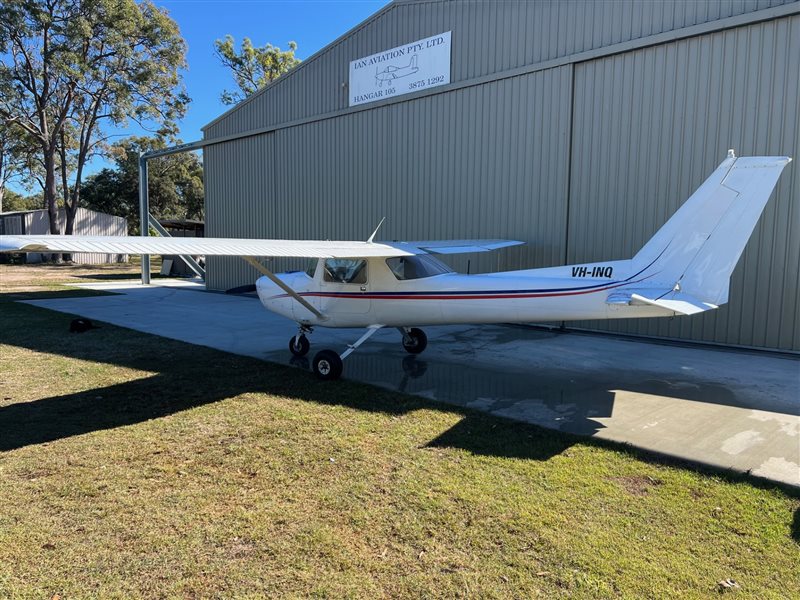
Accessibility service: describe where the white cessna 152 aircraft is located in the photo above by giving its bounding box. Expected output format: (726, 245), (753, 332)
(0, 151), (791, 380)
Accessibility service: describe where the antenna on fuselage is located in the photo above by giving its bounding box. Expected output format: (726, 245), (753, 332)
(367, 217), (386, 243)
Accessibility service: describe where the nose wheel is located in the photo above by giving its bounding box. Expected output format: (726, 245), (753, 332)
(289, 325), (313, 357)
(289, 334), (310, 357)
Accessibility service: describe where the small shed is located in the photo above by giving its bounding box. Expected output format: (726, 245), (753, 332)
(0, 207), (127, 264)
(159, 219), (204, 277)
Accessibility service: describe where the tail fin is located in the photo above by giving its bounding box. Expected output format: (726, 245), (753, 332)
(410, 55), (418, 69)
(632, 151), (791, 306)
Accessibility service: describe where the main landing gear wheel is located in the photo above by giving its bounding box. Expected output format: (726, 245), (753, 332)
(313, 350), (343, 380)
(289, 334), (310, 357)
(402, 328), (427, 354)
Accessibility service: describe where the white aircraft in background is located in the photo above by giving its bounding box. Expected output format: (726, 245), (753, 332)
(0, 151), (791, 380)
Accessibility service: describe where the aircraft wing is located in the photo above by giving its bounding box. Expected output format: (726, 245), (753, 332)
(399, 239), (525, 254)
(0, 235), (524, 258)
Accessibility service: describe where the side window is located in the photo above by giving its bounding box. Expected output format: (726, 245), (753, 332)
(386, 255), (453, 280)
(323, 259), (367, 284)
(305, 259), (318, 278)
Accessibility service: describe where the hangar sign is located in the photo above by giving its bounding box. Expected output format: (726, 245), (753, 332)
(349, 31), (451, 107)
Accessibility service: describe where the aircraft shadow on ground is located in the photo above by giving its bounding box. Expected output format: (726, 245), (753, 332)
(0, 303), (576, 462)
(793, 508), (800, 545)
(284, 352), (619, 437)
(0, 303), (796, 494)
(0, 289), (117, 303)
(278, 326), (789, 433)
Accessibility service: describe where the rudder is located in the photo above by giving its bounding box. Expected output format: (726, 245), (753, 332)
(631, 151), (791, 305)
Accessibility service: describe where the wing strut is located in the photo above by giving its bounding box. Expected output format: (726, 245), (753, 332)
(242, 256), (327, 320)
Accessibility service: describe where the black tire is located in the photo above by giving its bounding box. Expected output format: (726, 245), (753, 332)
(313, 350), (343, 380)
(402, 328), (428, 354)
(289, 334), (310, 357)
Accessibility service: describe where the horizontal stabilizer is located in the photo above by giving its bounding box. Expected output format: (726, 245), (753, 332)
(607, 289), (718, 315)
(0, 235), (524, 259)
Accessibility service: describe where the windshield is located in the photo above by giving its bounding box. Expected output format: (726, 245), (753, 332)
(386, 255), (453, 280)
(305, 259), (317, 278)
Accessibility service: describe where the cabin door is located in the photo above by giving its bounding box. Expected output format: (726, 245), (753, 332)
(316, 258), (371, 314)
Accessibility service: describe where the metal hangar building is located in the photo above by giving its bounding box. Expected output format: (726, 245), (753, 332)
(201, 0), (800, 352)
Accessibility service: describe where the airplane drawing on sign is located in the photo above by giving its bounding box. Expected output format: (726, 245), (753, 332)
(0, 151), (791, 381)
(375, 55), (419, 87)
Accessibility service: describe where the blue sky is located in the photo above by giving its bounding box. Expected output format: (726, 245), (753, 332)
(159, 0), (389, 142)
(11, 0), (389, 193)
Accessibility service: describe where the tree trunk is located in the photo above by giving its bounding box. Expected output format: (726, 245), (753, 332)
(0, 147), (5, 213)
(43, 149), (59, 235)
(62, 136), (76, 262)
(63, 204), (76, 263)
(42, 146), (61, 263)
(65, 203), (76, 235)
(64, 189), (78, 260)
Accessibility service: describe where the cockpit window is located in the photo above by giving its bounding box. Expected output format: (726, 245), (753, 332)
(323, 258), (367, 284)
(386, 255), (453, 280)
(305, 259), (318, 278)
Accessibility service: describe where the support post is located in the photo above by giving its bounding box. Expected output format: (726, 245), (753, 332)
(138, 152), (150, 284)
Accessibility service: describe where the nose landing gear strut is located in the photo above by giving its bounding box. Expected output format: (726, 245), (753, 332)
(289, 325), (313, 357)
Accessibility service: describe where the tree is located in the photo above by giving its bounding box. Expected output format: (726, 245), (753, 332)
(81, 136), (204, 233)
(0, 124), (34, 213)
(1, 189), (40, 212)
(0, 0), (189, 241)
(214, 35), (300, 105)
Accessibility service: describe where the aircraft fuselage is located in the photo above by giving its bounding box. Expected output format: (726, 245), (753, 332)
(256, 256), (668, 328)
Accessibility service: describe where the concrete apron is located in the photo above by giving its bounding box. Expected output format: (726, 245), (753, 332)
(22, 280), (800, 488)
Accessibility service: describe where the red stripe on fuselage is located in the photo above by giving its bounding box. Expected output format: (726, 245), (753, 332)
(267, 280), (643, 301)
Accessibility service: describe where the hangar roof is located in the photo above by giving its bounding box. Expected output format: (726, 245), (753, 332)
(202, 0), (398, 133)
(203, 0), (793, 139)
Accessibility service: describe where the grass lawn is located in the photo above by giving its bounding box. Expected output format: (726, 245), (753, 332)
(0, 263), (798, 599)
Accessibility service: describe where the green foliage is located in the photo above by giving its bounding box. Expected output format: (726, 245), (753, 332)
(1, 188), (41, 212)
(0, 0), (189, 139)
(0, 122), (36, 196)
(81, 136), (203, 233)
(214, 35), (300, 105)
(0, 0), (190, 233)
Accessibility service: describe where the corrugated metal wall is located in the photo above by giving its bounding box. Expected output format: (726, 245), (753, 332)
(206, 66), (573, 283)
(203, 0), (799, 351)
(204, 0), (790, 139)
(0, 215), (23, 235)
(24, 208), (128, 264)
(568, 15), (800, 350)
